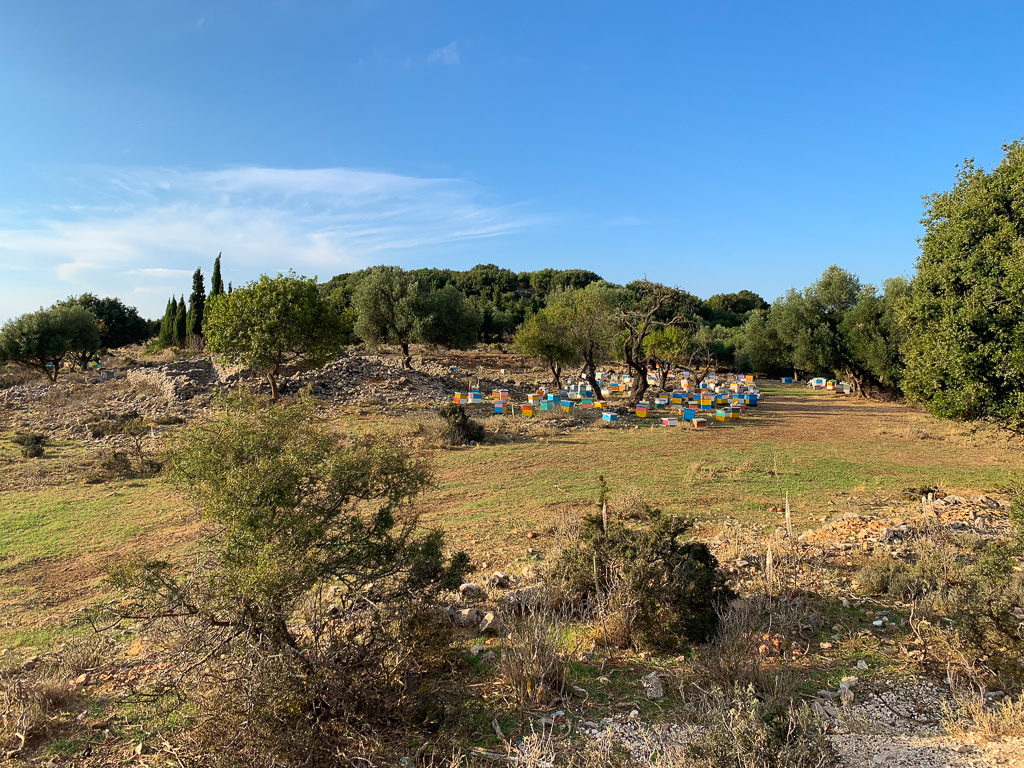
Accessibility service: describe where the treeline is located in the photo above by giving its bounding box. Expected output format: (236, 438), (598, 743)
(155, 253), (229, 350)
(0, 294), (151, 381)
(320, 264), (767, 345)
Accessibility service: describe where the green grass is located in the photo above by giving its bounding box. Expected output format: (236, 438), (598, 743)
(0, 480), (187, 569)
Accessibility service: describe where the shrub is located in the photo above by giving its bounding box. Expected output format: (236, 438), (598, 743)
(12, 432), (47, 459)
(945, 692), (1024, 744)
(1011, 494), (1024, 539)
(498, 610), (569, 710)
(151, 413), (185, 426)
(683, 685), (835, 768)
(84, 410), (141, 438)
(436, 403), (485, 446)
(855, 531), (1024, 687)
(105, 394), (471, 764)
(0, 673), (78, 757)
(553, 487), (734, 651)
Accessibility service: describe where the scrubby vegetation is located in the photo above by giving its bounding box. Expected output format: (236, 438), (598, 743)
(553, 484), (734, 651)
(99, 394), (471, 763)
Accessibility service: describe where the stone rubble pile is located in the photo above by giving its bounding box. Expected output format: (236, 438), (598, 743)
(275, 353), (462, 405)
(126, 359), (221, 401)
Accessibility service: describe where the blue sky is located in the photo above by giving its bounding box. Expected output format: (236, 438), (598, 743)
(1, 1), (1022, 321)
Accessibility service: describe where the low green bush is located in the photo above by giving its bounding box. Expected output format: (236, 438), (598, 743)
(436, 403), (485, 446)
(12, 432), (47, 458)
(554, 486), (734, 651)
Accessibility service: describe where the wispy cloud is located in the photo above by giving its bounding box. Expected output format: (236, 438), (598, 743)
(427, 41), (460, 66)
(0, 165), (541, 319)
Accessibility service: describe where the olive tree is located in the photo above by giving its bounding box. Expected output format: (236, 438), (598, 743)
(902, 140), (1024, 428)
(642, 324), (717, 389)
(352, 266), (420, 368)
(204, 272), (345, 399)
(513, 307), (578, 389)
(0, 304), (100, 382)
(618, 280), (690, 404)
(413, 283), (482, 350)
(546, 284), (619, 398)
(57, 293), (151, 350)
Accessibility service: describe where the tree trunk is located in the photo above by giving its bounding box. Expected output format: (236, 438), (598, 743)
(629, 369), (648, 405)
(400, 341), (412, 369)
(624, 343), (648, 405)
(268, 364), (280, 401)
(548, 359), (562, 390)
(659, 366), (670, 390)
(582, 355), (602, 402)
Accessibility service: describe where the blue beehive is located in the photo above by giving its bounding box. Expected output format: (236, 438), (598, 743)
(602, 411), (618, 422)
(683, 408), (696, 421)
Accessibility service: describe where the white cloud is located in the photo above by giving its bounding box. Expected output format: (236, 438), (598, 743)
(125, 267), (196, 278)
(0, 165), (540, 320)
(427, 41), (460, 66)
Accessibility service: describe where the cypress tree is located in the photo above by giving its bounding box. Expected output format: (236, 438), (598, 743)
(187, 268), (206, 344)
(228, 281), (233, 294)
(210, 253), (224, 297)
(159, 297), (175, 347)
(174, 296), (187, 348)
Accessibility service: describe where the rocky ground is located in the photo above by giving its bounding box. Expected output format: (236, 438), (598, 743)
(437, 492), (1023, 767)
(0, 348), (543, 439)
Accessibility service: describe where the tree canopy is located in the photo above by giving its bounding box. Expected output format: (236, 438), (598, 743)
(57, 293), (150, 349)
(351, 266), (421, 368)
(204, 272), (345, 399)
(513, 307), (579, 389)
(546, 283), (619, 397)
(0, 304), (101, 382)
(901, 141), (1024, 428)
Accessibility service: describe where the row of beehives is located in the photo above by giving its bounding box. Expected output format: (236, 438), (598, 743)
(451, 380), (761, 428)
(635, 386), (760, 427)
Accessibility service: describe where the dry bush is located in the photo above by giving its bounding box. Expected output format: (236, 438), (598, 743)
(681, 685), (835, 768)
(944, 693), (1024, 744)
(0, 363), (41, 389)
(183, 605), (462, 765)
(855, 530), (1024, 687)
(414, 404), (485, 448)
(0, 673), (78, 757)
(86, 416), (162, 480)
(498, 610), (569, 710)
(677, 589), (821, 705)
(448, 689), (833, 767)
(53, 632), (119, 677)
